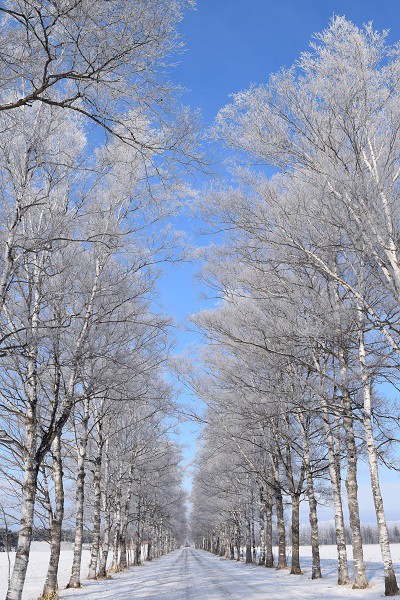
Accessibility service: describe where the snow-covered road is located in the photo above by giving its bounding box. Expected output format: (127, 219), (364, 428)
(59, 547), (389, 600)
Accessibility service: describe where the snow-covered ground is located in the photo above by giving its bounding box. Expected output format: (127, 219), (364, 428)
(0, 542), (92, 600)
(2, 543), (400, 599)
(58, 545), (400, 599)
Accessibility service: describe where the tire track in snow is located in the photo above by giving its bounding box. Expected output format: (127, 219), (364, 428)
(157, 550), (188, 599)
(180, 546), (191, 600)
(189, 549), (235, 599)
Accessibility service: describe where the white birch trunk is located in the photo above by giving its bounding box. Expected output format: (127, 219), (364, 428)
(87, 422), (103, 580)
(320, 392), (350, 585)
(6, 421), (38, 600)
(337, 344), (368, 589)
(357, 313), (399, 596)
(119, 461), (134, 570)
(259, 492), (266, 565)
(264, 486), (274, 568)
(111, 481), (122, 571)
(98, 437), (111, 578)
(67, 398), (90, 588)
(297, 410), (322, 579)
(41, 433), (64, 599)
(272, 456), (287, 569)
(6, 259), (41, 600)
(245, 513), (252, 563)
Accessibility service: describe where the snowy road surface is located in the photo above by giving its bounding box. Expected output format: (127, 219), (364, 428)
(60, 546), (393, 600)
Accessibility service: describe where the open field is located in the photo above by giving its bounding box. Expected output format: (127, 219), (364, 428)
(0, 543), (91, 600)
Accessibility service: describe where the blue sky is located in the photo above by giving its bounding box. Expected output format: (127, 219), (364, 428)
(161, 0), (400, 335)
(160, 0), (400, 522)
(174, 0), (400, 123)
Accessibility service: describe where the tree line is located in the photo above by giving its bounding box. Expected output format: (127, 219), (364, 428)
(184, 17), (400, 598)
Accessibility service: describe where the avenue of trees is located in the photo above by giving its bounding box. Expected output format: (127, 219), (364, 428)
(186, 17), (400, 598)
(3, 4), (400, 600)
(0, 2), (196, 600)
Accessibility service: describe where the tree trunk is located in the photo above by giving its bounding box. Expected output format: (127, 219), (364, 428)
(297, 410), (322, 579)
(156, 527), (160, 558)
(245, 514), (252, 563)
(98, 510), (111, 578)
(88, 425), (103, 580)
(275, 489), (287, 569)
(290, 494), (302, 575)
(259, 493), (266, 566)
(97, 437), (111, 578)
(111, 486), (122, 571)
(320, 392), (350, 585)
(306, 468), (322, 579)
(251, 511), (256, 563)
(214, 533), (219, 556)
(235, 518), (241, 561)
(264, 484), (274, 568)
(7, 285), (40, 600)
(342, 397), (368, 588)
(41, 434), (64, 599)
(134, 498), (142, 566)
(6, 407), (38, 600)
(119, 461), (134, 570)
(272, 457), (286, 569)
(358, 320), (399, 596)
(119, 535), (127, 570)
(221, 525), (227, 557)
(332, 278), (368, 590)
(67, 398), (90, 588)
(229, 525), (235, 560)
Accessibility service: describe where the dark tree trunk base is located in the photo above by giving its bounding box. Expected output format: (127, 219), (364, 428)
(385, 572), (400, 596)
(337, 572), (351, 586)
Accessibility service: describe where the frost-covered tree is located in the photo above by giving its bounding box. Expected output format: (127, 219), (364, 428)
(187, 17), (400, 597)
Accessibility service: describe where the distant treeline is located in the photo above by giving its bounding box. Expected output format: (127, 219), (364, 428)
(297, 523), (400, 546)
(0, 528), (93, 551)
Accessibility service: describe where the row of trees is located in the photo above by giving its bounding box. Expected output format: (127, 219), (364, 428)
(185, 17), (400, 597)
(0, 1), (198, 599)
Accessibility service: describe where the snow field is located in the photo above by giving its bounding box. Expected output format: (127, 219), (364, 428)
(0, 543), (92, 600)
